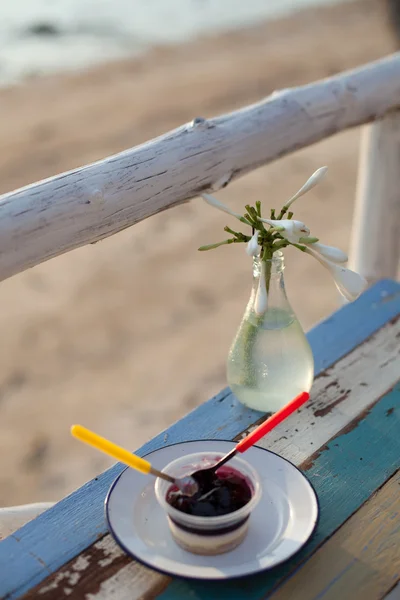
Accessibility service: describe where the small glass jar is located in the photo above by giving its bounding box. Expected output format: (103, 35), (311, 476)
(155, 451), (261, 555)
(227, 252), (314, 413)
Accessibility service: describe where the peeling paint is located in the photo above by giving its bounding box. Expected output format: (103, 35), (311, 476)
(325, 380), (340, 390)
(96, 537), (123, 568)
(302, 444), (329, 471)
(39, 572), (68, 594)
(313, 390), (351, 418)
(73, 555), (90, 572)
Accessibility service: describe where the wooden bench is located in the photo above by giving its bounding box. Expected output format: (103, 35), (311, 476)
(1, 278), (399, 600)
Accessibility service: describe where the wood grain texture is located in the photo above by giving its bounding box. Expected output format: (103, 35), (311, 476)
(269, 470), (400, 600)
(24, 327), (400, 600)
(0, 280), (399, 599)
(29, 537), (169, 600)
(349, 111), (400, 282)
(1, 54), (400, 281)
(0, 503), (54, 541)
(157, 384), (400, 600)
(240, 312), (400, 464)
(18, 288), (400, 599)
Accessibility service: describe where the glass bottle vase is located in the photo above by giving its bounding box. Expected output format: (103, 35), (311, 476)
(226, 253), (314, 413)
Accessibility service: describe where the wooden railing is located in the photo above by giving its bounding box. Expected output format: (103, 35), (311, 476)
(0, 53), (399, 284)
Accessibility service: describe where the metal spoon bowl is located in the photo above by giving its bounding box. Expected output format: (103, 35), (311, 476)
(175, 391), (309, 497)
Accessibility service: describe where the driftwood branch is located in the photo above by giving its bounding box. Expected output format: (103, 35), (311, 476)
(1, 53), (400, 281)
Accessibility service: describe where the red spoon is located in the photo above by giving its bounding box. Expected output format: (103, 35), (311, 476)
(187, 391), (310, 494)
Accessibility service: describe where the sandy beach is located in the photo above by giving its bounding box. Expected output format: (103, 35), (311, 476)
(0, 0), (396, 506)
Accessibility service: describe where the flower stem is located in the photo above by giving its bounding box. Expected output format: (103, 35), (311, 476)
(238, 250), (272, 389)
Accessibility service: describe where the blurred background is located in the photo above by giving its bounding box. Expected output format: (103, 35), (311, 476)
(0, 0), (398, 506)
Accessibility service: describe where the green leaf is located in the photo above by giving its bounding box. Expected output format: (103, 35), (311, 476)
(198, 239), (235, 251)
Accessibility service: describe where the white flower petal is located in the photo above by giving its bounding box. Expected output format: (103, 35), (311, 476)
(255, 261), (268, 315)
(201, 193), (243, 220)
(260, 218), (310, 243)
(332, 268), (367, 301)
(306, 242), (348, 263)
(246, 231), (261, 257)
(305, 247), (367, 301)
(285, 166), (328, 208)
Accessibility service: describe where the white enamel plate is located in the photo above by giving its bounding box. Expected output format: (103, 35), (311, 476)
(105, 440), (319, 580)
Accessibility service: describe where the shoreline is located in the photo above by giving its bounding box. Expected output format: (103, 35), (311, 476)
(0, 0), (353, 87)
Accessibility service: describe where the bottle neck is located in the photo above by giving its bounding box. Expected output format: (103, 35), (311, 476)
(252, 252), (285, 288)
(251, 253), (291, 315)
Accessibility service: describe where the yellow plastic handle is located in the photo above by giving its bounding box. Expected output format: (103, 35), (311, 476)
(71, 425), (152, 474)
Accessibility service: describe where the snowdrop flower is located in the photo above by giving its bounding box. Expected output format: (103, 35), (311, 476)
(201, 193), (244, 221)
(305, 246), (367, 301)
(283, 167), (328, 209)
(255, 260), (268, 315)
(304, 241), (348, 264)
(246, 230), (261, 257)
(260, 218), (310, 243)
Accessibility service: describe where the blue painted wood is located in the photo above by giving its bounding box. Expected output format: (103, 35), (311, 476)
(158, 383), (400, 600)
(0, 279), (399, 599)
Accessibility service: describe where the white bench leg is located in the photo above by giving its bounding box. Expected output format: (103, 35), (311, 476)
(0, 503), (55, 539)
(349, 111), (400, 284)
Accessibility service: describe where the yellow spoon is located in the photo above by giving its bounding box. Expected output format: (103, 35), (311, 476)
(71, 424), (178, 486)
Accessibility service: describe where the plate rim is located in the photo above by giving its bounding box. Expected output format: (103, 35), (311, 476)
(105, 439), (320, 581)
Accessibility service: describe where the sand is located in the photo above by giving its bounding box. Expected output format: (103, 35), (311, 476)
(0, 0), (396, 506)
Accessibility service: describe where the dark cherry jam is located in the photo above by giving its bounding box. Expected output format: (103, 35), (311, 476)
(166, 466), (252, 517)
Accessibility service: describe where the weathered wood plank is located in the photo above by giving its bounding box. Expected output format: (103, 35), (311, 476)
(0, 503), (54, 541)
(349, 111), (400, 283)
(157, 384), (400, 600)
(22, 321), (400, 599)
(1, 280), (399, 599)
(270, 470), (400, 600)
(31, 537), (169, 600)
(1, 54), (400, 281)
(241, 312), (400, 464)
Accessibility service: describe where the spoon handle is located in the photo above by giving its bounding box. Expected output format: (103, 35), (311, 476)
(71, 425), (176, 484)
(71, 425), (153, 474)
(236, 391), (310, 453)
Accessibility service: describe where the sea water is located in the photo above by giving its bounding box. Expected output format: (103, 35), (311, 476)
(0, 0), (350, 86)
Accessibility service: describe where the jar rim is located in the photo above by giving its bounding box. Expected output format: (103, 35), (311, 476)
(253, 250), (284, 262)
(154, 452), (261, 526)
